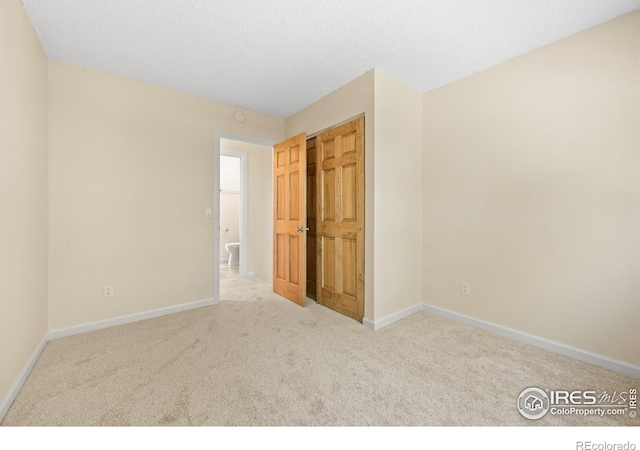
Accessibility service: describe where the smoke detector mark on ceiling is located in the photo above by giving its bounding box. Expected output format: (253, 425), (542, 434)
(234, 111), (246, 123)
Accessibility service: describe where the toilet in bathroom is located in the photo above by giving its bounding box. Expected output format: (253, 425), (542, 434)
(225, 242), (240, 266)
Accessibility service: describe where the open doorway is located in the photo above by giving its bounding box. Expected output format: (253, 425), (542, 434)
(213, 130), (277, 304)
(219, 151), (245, 283)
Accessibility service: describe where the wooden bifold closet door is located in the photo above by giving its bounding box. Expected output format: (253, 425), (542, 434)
(272, 133), (307, 306)
(315, 117), (365, 322)
(273, 117), (364, 322)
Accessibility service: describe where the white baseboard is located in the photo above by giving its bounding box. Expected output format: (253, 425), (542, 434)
(49, 297), (215, 340)
(219, 258), (229, 264)
(362, 301), (640, 378)
(363, 303), (423, 331)
(422, 303), (640, 379)
(0, 334), (48, 423)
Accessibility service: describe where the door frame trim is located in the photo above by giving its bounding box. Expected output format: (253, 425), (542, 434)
(213, 130), (278, 304)
(305, 113), (365, 140)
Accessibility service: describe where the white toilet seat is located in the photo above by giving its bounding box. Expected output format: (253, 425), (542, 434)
(225, 242), (240, 266)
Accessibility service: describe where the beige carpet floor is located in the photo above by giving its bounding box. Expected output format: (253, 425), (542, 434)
(2, 266), (638, 426)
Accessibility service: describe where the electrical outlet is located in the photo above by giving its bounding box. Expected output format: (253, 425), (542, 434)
(104, 285), (113, 298)
(461, 282), (470, 296)
(205, 208), (212, 218)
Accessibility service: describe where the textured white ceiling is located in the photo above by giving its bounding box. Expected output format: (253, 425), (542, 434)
(22, 0), (640, 118)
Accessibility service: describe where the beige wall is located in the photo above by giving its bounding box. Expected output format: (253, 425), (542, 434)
(286, 70), (376, 320)
(48, 60), (284, 330)
(423, 11), (640, 366)
(373, 71), (423, 319)
(0, 1), (49, 412)
(220, 139), (273, 282)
